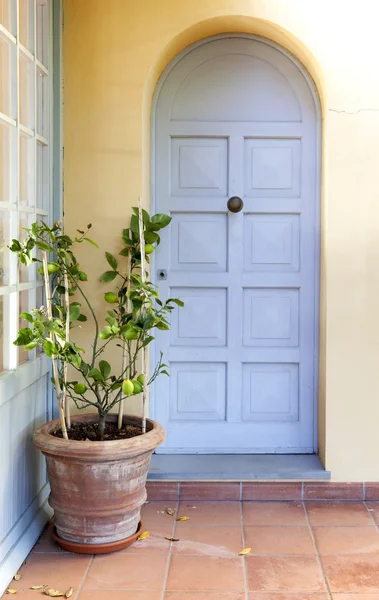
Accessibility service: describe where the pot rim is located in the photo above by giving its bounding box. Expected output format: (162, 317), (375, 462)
(33, 413), (166, 460)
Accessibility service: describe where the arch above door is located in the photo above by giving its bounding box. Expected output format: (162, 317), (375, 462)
(151, 35), (320, 454)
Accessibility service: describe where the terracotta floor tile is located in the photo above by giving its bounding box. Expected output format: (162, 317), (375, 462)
(83, 553), (167, 590)
(322, 554), (379, 592)
(332, 593), (379, 600)
(172, 524), (243, 556)
(177, 502), (241, 525)
(79, 592), (162, 600)
(166, 555), (245, 591)
(140, 501), (178, 526)
(9, 553), (91, 592)
(31, 520), (66, 553)
(2, 593), (76, 600)
(332, 595), (379, 600)
(243, 502), (307, 526)
(121, 525), (174, 554)
(366, 502), (379, 524)
(249, 595), (329, 600)
(246, 556), (326, 592)
(314, 525), (379, 555)
(244, 525), (315, 555)
(166, 594), (246, 600)
(305, 502), (372, 525)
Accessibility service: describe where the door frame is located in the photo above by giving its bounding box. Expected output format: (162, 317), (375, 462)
(149, 33), (322, 453)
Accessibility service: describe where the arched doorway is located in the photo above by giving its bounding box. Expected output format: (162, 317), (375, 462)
(152, 35), (320, 454)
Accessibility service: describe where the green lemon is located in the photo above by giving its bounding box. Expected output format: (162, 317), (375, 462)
(145, 244), (154, 255)
(38, 263), (59, 276)
(131, 380), (142, 394)
(79, 271), (88, 281)
(99, 330), (112, 339)
(122, 379), (134, 396)
(104, 292), (118, 303)
(123, 328), (139, 340)
(137, 374), (144, 386)
(73, 383), (87, 395)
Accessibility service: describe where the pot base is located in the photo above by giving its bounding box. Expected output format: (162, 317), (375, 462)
(52, 521), (143, 554)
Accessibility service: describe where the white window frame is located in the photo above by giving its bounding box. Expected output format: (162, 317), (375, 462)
(0, 0), (58, 407)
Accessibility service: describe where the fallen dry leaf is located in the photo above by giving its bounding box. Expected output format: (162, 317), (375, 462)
(13, 574), (21, 581)
(30, 585), (48, 590)
(176, 516), (190, 521)
(238, 547), (252, 555)
(166, 508), (175, 516)
(137, 531), (150, 541)
(44, 589), (65, 597)
(6, 590), (18, 595)
(164, 536), (179, 542)
(65, 587), (74, 598)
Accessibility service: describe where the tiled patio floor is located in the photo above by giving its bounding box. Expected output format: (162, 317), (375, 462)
(4, 501), (379, 599)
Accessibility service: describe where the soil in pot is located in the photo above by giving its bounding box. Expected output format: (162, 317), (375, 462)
(52, 421), (143, 441)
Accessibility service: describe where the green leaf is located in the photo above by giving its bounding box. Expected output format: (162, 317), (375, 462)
(150, 213), (172, 229)
(20, 312), (33, 323)
(100, 270), (117, 283)
(9, 239), (21, 252)
(43, 339), (56, 357)
(111, 381), (122, 391)
(105, 252), (118, 271)
(71, 353), (82, 367)
(130, 214), (140, 236)
(99, 360), (111, 378)
(88, 368), (103, 380)
(77, 314), (87, 322)
(144, 231), (160, 244)
(13, 327), (34, 346)
(167, 298), (184, 307)
(36, 241), (53, 251)
(24, 341), (38, 351)
(155, 321), (169, 330)
(161, 370), (170, 376)
(142, 335), (155, 348)
(119, 247), (130, 257)
(83, 237), (98, 247)
(69, 302), (81, 322)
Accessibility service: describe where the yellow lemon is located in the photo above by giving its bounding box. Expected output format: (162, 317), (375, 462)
(122, 379), (134, 396)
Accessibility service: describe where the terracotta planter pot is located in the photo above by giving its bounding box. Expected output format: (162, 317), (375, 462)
(33, 414), (165, 549)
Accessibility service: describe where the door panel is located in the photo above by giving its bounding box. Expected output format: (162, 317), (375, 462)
(153, 36), (319, 454)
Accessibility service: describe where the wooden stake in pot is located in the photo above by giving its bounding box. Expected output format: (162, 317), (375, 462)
(42, 252), (68, 440)
(138, 197), (148, 434)
(63, 272), (71, 429)
(118, 251), (132, 430)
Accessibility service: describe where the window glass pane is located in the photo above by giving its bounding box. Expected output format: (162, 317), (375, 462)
(19, 53), (34, 128)
(36, 0), (49, 67)
(37, 70), (49, 138)
(0, 121), (11, 202)
(0, 208), (11, 286)
(36, 141), (48, 210)
(19, 132), (34, 207)
(0, 36), (15, 118)
(18, 288), (30, 364)
(19, 0), (34, 52)
(0, 0), (15, 33)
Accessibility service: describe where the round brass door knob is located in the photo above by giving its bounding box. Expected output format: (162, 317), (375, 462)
(227, 196), (244, 213)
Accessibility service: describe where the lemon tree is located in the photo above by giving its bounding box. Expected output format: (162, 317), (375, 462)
(8, 208), (183, 440)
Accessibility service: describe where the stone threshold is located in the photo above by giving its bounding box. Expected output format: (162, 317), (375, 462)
(149, 453), (330, 482)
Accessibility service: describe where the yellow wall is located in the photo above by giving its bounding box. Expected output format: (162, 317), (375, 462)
(63, 0), (379, 481)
